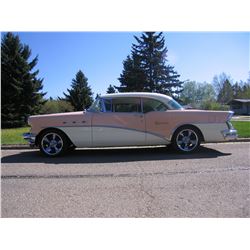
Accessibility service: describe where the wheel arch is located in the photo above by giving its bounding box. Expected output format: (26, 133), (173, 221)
(171, 124), (205, 142)
(35, 127), (75, 147)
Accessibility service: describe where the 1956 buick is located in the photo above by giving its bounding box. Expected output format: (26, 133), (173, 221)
(23, 92), (237, 156)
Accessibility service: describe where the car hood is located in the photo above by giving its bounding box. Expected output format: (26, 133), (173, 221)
(28, 111), (88, 126)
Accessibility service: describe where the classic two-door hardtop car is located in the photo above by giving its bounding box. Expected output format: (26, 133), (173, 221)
(24, 92), (237, 156)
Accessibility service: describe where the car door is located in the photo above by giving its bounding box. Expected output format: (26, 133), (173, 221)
(92, 97), (146, 146)
(143, 97), (171, 145)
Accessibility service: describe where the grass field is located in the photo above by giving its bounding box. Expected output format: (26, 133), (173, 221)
(1, 127), (30, 144)
(1, 122), (250, 145)
(231, 121), (250, 138)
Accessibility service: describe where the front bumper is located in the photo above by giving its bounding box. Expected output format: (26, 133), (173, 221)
(221, 129), (238, 140)
(23, 133), (36, 147)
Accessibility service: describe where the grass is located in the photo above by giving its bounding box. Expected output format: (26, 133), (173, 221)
(1, 127), (30, 145)
(231, 121), (250, 138)
(1, 121), (250, 145)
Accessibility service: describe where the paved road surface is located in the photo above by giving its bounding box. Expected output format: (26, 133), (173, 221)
(1, 142), (250, 217)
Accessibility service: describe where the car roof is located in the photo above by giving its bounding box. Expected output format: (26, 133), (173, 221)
(101, 92), (172, 102)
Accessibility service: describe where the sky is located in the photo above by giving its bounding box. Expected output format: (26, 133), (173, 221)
(6, 32), (250, 98)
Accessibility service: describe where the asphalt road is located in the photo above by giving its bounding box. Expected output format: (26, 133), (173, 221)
(1, 142), (250, 217)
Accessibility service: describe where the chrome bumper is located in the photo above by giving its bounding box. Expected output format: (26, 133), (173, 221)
(221, 129), (238, 140)
(23, 133), (36, 147)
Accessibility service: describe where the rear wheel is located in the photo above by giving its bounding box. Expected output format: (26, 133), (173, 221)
(38, 129), (69, 157)
(172, 126), (201, 153)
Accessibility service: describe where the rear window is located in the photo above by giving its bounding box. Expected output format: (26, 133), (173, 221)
(142, 98), (167, 112)
(167, 99), (183, 110)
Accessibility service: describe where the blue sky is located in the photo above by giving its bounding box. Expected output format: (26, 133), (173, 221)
(8, 32), (250, 98)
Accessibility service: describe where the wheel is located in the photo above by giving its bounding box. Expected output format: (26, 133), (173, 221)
(172, 126), (201, 153)
(38, 129), (69, 157)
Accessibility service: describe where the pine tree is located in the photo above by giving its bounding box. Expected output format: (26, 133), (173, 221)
(116, 32), (183, 96)
(232, 82), (242, 98)
(116, 55), (146, 92)
(1, 32), (46, 128)
(62, 70), (93, 111)
(217, 79), (234, 104)
(106, 84), (116, 94)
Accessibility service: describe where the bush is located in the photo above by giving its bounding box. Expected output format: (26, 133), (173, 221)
(201, 101), (230, 111)
(40, 100), (74, 114)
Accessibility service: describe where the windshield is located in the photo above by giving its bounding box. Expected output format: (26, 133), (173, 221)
(87, 98), (103, 112)
(167, 99), (183, 110)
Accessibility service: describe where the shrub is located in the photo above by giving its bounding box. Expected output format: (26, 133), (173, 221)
(40, 100), (74, 114)
(201, 101), (230, 111)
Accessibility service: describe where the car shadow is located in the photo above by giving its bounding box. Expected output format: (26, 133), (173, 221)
(1, 146), (231, 164)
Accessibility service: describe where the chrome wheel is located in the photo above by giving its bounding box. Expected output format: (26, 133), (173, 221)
(41, 132), (64, 156)
(176, 128), (199, 152)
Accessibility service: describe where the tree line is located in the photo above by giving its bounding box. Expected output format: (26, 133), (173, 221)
(1, 32), (250, 128)
(180, 73), (250, 110)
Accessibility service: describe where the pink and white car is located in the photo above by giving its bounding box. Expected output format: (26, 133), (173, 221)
(24, 92), (237, 156)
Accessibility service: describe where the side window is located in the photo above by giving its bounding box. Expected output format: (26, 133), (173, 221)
(143, 98), (167, 113)
(112, 98), (142, 113)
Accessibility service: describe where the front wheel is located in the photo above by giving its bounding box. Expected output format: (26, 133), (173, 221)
(38, 130), (69, 157)
(172, 126), (201, 153)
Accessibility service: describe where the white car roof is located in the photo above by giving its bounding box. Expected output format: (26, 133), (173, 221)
(101, 92), (172, 103)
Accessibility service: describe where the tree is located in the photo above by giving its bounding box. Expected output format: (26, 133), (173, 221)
(232, 82), (243, 98)
(179, 81), (197, 104)
(116, 32), (183, 96)
(238, 82), (250, 98)
(62, 70), (93, 111)
(116, 55), (146, 92)
(232, 75), (250, 98)
(1, 32), (46, 128)
(180, 81), (216, 106)
(212, 72), (233, 96)
(217, 79), (234, 104)
(106, 84), (116, 94)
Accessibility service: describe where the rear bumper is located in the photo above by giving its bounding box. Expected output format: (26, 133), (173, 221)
(23, 133), (36, 147)
(221, 129), (238, 140)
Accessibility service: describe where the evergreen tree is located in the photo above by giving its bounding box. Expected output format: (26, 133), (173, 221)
(118, 32), (183, 96)
(1, 32), (46, 128)
(239, 83), (250, 98)
(106, 84), (116, 94)
(116, 55), (146, 92)
(217, 79), (234, 104)
(62, 70), (93, 111)
(232, 82), (242, 98)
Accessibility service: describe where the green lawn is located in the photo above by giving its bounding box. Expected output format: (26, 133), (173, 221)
(1, 122), (250, 145)
(231, 121), (250, 138)
(1, 127), (30, 144)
